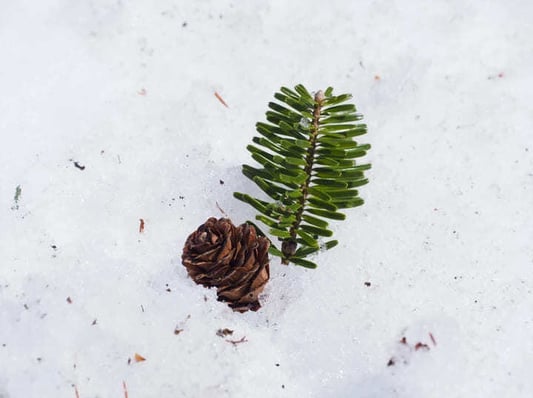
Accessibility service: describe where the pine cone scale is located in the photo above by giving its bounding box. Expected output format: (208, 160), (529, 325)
(250, 266), (269, 291)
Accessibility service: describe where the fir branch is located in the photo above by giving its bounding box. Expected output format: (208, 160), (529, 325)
(234, 85), (370, 268)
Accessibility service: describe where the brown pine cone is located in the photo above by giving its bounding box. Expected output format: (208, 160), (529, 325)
(181, 217), (270, 312)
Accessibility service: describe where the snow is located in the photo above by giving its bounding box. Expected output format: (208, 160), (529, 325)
(1, 0), (532, 397)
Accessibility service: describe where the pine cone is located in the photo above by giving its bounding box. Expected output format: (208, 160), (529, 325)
(182, 217), (270, 312)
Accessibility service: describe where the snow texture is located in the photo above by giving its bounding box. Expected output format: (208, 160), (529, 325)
(1, 1), (532, 397)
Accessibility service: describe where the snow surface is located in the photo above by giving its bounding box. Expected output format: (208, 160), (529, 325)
(1, 1), (533, 397)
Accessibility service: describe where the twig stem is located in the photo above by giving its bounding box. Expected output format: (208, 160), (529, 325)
(282, 91), (324, 263)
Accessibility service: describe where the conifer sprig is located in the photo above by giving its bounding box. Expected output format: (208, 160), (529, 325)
(234, 85), (370, 268)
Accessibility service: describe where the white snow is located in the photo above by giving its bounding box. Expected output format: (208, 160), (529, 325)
(1, 1), (533, 397)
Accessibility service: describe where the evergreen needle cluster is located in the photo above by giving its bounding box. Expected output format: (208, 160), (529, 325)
(234, 85), (370, 268)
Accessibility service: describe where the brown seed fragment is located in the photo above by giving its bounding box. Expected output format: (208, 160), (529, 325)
(414, 342), (430, 351)
(134, 353), (146, 362)
(216, 328), (234, 337)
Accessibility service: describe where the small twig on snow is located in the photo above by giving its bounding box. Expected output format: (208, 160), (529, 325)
(429, 332), (437, 346)
(123, 380), (129, 398)
(214, 91), (229, 108)
(226, 336), (247, 346)
(215, 201), (229, 217)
